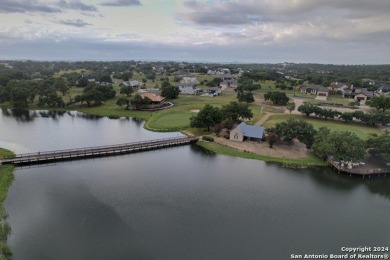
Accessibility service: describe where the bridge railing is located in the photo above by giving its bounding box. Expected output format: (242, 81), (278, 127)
(4, 136), (197, 159)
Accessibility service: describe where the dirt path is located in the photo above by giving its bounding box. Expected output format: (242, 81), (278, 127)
(255, 112), (274, 126)
(214, 137), (310, 159)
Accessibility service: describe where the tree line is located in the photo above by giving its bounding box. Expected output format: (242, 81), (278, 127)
(266, 118), (390, 163)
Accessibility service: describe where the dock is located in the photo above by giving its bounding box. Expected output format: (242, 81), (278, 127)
(327, 159), (390, 177)
(1, 136), (198, 166)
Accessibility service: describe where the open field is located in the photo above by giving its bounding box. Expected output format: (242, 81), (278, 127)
(263, 114), (382, 140)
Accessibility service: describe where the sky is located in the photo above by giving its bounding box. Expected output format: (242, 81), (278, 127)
(0, 0), (389, 64)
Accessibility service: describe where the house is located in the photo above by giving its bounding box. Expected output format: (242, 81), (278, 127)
(119, 80), (145, 88)
(140, 93), (166, 108)
(220, 79), (238, 88)
(354, 88), (374, 104)
(230, 122), (265, 142)
(206, 87), (222, 95)
(328, 82), (351, 95)
(172, 70), (192, 78)
(377, 85), (390, 94)
(219, 73), (234, 81)
(178, 77), (202, 95)
(300, 85), (329, 97)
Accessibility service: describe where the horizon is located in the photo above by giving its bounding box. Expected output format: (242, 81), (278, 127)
(1, 0), (390, 64)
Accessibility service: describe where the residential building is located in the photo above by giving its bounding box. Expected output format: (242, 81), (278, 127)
(230, 122), (265, 142)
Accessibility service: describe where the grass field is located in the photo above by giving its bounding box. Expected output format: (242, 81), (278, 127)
(263, 114), (381, 140)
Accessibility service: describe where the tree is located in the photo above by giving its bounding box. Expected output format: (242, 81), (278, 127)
(221, 101), (253, 122)
(237, 91), (255, 103)
(264, 91), (289, 105)
(54, 78), (70, 96)
(74, 83), (116, 106)
(368, 96), (390, 112)
(116, 97), (130, 109)
(313, 128), (365, 161)
(206, 78), (223, 87)
(130, 94), (151, 110)
(312, 127), (334, 159)
(286, 101), (296, 115)
(366, 131), (390, 161)
(10, 85), (31, 109)
(190, 104), (223, 131)
(77, 77), (88, 87)
(99, 74), (113, 83)
(120, 85), (134, 97)
(267, 118), (317, 148)
(161, 82), (180, 99)
(330, 131), (365, 162)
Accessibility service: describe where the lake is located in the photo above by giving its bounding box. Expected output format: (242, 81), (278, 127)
(2, 109), (390, 260)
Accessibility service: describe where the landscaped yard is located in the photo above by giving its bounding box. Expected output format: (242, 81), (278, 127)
(263, 114), (382, 140)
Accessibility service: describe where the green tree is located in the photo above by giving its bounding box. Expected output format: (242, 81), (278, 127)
(367, 96), (390, 112)
(130, 94), (151, 110)
(54, 78), (70, 96)
(313, 128), (365, 161)
(286, 101), (296, 115)
(120, 85), (134, 97)
(264, 91), (289, 105)
(190, 104), (223, 131)
(221, 101), (253, 122)
(366, 131), (390, 161)
(116, 97), (130, 109)
(161, 82), (180, 99)
(312, 127), (334, 159)
(237, 91), (255, 103)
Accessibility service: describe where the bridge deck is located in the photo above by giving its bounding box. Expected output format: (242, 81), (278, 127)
(1, 136), (198, 166)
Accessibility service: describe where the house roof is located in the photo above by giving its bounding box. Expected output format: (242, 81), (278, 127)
(361, 88), (374, 97)
(120, 81), (130, 87)
(237, 122), (265, 139)
(141, 93), (165, 102)
(173, 70), (192, 77)
(179, 77), (199, 86)
(329, 82), (350, 89)
(301, 85), (329, 92)
(378, 85), (390, 92)
(130, 80), (143, 87)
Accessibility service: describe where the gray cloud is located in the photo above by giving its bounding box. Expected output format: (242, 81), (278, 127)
(0, 29), (389, 64)
(57, 0), (97, 12)
(0, 0), (97, 13)
(57, 19), (92, 27)
(179, 0), (390, 26)
(100, 0), (142, 7)
(0, 0), (62, 13)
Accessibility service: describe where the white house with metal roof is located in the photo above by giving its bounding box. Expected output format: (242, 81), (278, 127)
(230, 122), (265, 142)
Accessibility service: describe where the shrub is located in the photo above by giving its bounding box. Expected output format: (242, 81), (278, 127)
(203, 136), (214, 142)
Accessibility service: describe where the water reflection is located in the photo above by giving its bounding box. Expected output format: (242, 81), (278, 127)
(1, 109), (38, 122)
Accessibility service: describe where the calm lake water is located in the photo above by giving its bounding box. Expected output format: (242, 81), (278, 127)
(1, 109), (390, 260)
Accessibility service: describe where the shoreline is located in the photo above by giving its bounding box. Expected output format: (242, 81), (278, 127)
(0, 148), (15, 259)
(0, 106), (323, 166)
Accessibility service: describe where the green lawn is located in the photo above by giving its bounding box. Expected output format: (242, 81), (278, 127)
(263, 114), (382, 140)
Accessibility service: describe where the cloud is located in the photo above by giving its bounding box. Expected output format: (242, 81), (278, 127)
(179, 0), (390, 26)
(0, 0), (62, 13)
(57, 19), (92, 27)
(100, 0), (142, 7)
(57, 0), (98, 12)
(0, 0), (98, 13)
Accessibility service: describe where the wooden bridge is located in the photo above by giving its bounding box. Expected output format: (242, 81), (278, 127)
(0, 136), (198, 166)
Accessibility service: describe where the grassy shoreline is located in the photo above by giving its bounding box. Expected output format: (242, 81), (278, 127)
(0, 104), (337, 167)
(197, 141), (327, 167)
(0, 148), (15, 259)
